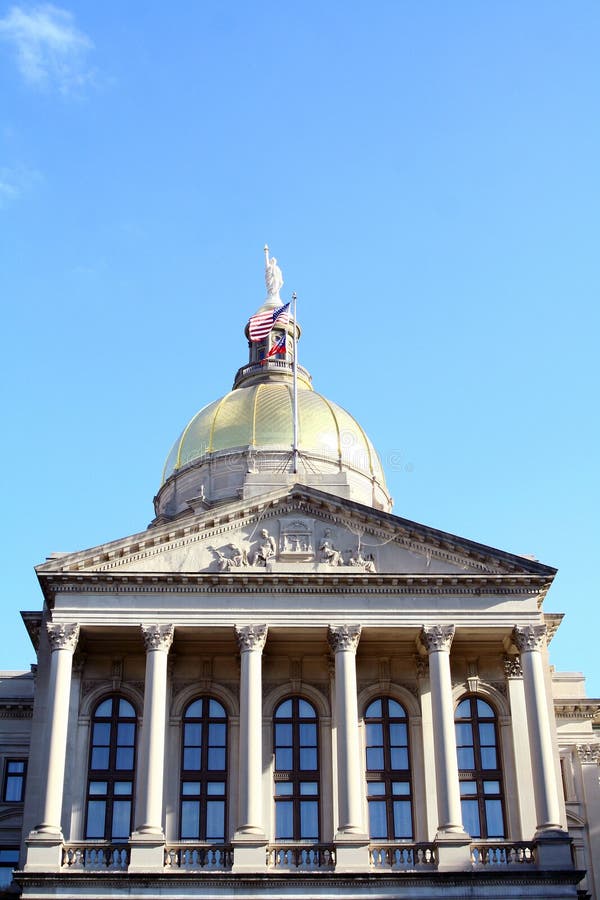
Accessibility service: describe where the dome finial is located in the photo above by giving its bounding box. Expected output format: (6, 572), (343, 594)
(264, 243), (284, 301)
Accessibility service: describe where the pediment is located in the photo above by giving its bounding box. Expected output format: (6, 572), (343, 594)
(36, 485), (555, 581)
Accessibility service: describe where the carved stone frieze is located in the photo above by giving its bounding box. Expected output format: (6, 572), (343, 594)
(141, 624), (174, 652)
(503, 654), (523, 678)
(415, 654), (429, 679)
(47, 622), (80, 652)
(512, 624), (547, 653)
(235, 624), (268, 652)
(420, 624), (455, 653)
(576, 743), (600, 765)
(328, 624), (361, 653)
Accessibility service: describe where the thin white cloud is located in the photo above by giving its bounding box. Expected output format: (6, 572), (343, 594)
(0, 4), (94, 93)
(0, 164), (42, 207)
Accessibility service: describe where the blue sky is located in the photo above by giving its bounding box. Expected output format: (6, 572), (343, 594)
(1, 2), (599, 693)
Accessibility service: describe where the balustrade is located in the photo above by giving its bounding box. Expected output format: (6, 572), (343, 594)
(470, 842), (536, 866)
(164, 844), (233, 870)
(62, 844), (129, 870)
(369, 843), (437, 869)
(268, 844), (335, 870)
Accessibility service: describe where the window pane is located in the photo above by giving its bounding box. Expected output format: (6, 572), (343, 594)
(0, 850), (19, 862)
(300, 782), (318, 795)
(461, 799), (480, 837)
(483, 781), (500, 794)
(184, 723), (202, 746)
(368, 801), (387, 839)
(207, 782), (226, 795)
(460, 780), (477, 796)
(480, 747), (497, 769)
(117, 723), (135, 746)
(91, 747), (110, 770)
(115, 747), (134, 770)
(275, 724), (292, 746)
(299, 748), (317, 770)
(92, 723), (111, 746)
(298, 700), (315, 718)
(393, 800), (412, 838)
(209, 723), (226, 747)
(206, 800), (225, 841)
(113, 781), (132, 795)
(118, 699), (135, 717)
(186, 699), (202, 718)
(183, 748), (201, 770)
(275, 782), (293, 795)
(389, 723), (407, 746)
(182, 782), (201, 795)
(299, 723), (316, 746)
(485, 800), (505, 838)
(367, 782), (386, 796)
(207, 748), (226, 770)
(366, 747), (384, 770)
(455, 723), (473, 745)
(275, 748), (293, 771)
(209, 699), (226, 718)
(4, 777), (24, 802)
(7, 762), (25, 773)
(275, 700), (292, 718)
(388, 700), (405, 717)
(111, 800), (131, 838)
(300, 801), (319, 839)
(95, 699), (112, 717)
(366, 699), (382, 717)
(366, 723), (383, 746)
(390, 748), (409, 770)
(392, 782), (410, 796)
(477, 700), (493, 717)
(86, 800), (106, 838)
(181, 801), (200, 839)
(457, 748), (475, 769)
(89, 781), (108, 796)
(455, 699), (470, 717)
(275, 801), (293, 839)
(478, 723), (496, 746)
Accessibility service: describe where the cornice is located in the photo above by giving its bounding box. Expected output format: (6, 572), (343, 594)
(554, 699), (600, 720)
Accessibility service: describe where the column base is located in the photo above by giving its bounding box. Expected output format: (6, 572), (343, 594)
(232, 833), (268, 873)
(128, 830), (166, 872)
(334, 832), (370, 872)
(24, 831), (64, 872)
(534, 828), (574, 869)
(434, 830), (472, 871)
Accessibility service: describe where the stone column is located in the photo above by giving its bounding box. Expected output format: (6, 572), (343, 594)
(129, 624), (174, 872)
(25, 623), (79, 871)
(232, 624), (268, 873)
(503, 654), (537, 839)
(420, 625), (470, 870)
(328, 625), (369, 872)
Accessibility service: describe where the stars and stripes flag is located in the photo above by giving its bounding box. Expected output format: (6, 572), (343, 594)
(248, 302), (290, 342)
(261, 332), (286, 363)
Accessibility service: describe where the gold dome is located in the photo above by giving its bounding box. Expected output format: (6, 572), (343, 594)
(162, 382), (387, 489)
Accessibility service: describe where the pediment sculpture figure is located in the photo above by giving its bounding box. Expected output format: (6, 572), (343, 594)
(350, 548), (376, 574)
(319, 529), (342, 567)
(251, 529), (277, 567)
(212, 543), (249, 571)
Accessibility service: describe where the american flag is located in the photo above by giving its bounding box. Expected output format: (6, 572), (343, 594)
(248, 302), (290, 342)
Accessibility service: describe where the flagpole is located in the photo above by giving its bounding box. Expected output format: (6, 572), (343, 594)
(292, 291), (298, 475)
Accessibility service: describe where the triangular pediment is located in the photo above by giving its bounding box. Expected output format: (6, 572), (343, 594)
(36, 485), (555, 581)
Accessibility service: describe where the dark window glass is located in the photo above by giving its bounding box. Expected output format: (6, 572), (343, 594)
(3, 760), (27, 802)
(455, 696), (505, 839)
(274, 697), (320, 841)
(364, 697), (413, 840)
(180, 697), (228, 842)
(0, 848), (19, 889)
(85, 695), (137, 841)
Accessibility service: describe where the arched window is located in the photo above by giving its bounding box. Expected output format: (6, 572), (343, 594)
(273, 697), (319, 841)
(364, 697), (413, 840)
(180, 697), (227, 842)
(85, 696), (137, 841)
(455, 696), (505, 838)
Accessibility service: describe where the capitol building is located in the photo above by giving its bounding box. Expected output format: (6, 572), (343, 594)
(1, 251), (599, 899)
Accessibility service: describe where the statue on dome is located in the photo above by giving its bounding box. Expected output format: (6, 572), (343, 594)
(264, 244), (284, 298)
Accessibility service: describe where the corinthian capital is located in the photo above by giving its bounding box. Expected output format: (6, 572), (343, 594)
(420, 624), (455, 653)
(46, 622), (80, 652)
(235, 624), (268, 652)
(503, 654), (523, 678)
(328, 624), (362, 653)
(141, 624), (174, 652)
(512, 624), (546, 653)
(576, 743), (600, 765)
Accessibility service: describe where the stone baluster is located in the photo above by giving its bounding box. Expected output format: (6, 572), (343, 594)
(233, 624), (268, 872)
